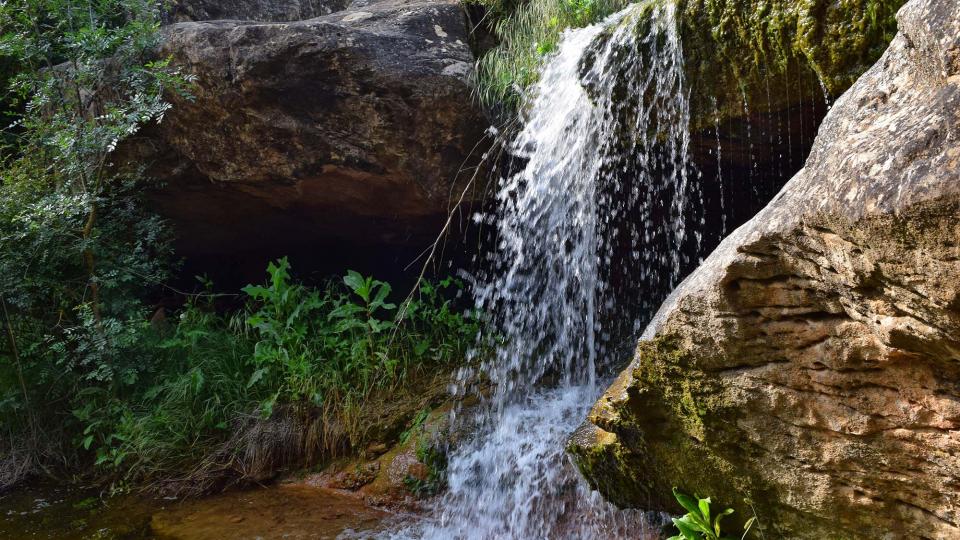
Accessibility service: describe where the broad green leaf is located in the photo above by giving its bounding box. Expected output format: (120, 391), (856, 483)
(673, 488), (701, 517)
(672, 517), (701, 540)
(699, 497), (711, 525)
(247, 367), (268, 388)
(343, 270), (367, 299)
(372, 281), (391, 305)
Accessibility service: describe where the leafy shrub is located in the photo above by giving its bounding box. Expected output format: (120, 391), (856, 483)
(669, 488), (756, 540)
(241, 259), (480, 418)
(88, 261), (480, 490)
(0, 0), (481, 493)
(0, 0), (189, 485)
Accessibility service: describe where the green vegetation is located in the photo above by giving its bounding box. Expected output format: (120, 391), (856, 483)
(468, 0), (903, 121)
(469, 0), (629, 110)
(569, 336), (765, 526)
(404, 439), (449, 498)
(669, 488), (756, 540)
(0, 0), (482, 494)
(0, 0), (190, 487)
(399, 407), (449, 497)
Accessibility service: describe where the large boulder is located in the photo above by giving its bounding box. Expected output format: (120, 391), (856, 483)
(138, 0), (488, 273)
(165, 0), (349, 22)
(571, 0), (960, 537)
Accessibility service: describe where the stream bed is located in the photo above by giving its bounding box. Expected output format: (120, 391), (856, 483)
(0, 482), (387, 539)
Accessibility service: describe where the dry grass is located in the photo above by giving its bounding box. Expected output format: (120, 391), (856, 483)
(143, 369), (452, 497)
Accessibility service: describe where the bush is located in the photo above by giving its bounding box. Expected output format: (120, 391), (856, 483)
(668, 488), (757, 540)
(0, 0), (481, 494)
(92, 261), (481, 491)
(0, 0), (189, 485)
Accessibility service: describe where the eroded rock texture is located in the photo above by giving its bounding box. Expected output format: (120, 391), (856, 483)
(136, 0), (488, 273)
(166, 0), (349, 22)
(572, 0), (960, 537)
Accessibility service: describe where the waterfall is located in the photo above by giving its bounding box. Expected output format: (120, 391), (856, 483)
(386, 1), (701, 537)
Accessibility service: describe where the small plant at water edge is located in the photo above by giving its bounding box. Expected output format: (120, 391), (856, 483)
(668, 488), (756, 540)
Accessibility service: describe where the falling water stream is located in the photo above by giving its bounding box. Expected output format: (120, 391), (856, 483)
(388, 2), (701, 538)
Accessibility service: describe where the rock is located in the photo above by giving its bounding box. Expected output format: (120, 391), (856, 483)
(406, 461), (430, 482)
(581, 0), (905, 301)
(165, 0), (348, 23)
(319, 462), (381, 490)
(601, 0), (905, 129)
(138, 0), (489, 271)
(572, 0), (960, 537)
(364, 442), (389, 461)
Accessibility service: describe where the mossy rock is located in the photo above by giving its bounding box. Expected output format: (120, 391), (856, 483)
(570, 336), (774, 532)
(586, 0), (904, 128)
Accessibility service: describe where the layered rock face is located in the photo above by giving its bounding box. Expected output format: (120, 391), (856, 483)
(138, 0), (488, 273)
(571, 0), (960, 537)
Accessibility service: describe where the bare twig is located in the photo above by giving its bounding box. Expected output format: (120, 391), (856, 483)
(393, 128), (504, 331)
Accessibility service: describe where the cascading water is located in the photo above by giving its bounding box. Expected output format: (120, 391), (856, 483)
(385, 2), (702, 538)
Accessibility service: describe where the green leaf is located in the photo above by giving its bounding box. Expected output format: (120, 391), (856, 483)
(82, 435), (94, 450)
(372, 281), (391, 306)
(714, 507), (735, 536)
(672, 517), (701, 540)
(673, 488), (712, 532)
(242, 284), (269, 299)
(190, 368), (205, 393)
(343, 270), (368, 300)
(247, 367), (268, 388)
(673, 488), (701, 516)
(699, 497), (712, 525)
(741, 516), (757, 540)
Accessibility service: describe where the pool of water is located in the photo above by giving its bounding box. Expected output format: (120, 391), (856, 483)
(0, 482), (387, 539)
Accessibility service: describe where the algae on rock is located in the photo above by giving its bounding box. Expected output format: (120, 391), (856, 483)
(590, 0), (905, 127)
(479, 0), (903, 124)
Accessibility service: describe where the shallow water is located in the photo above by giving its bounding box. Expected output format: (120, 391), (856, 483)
(0, 483), (387, 539)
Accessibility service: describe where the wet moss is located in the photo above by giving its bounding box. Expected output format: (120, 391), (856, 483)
(688, 0), (902, 124)
(597, 0), (905, 128)
(572, 335), (774, 530)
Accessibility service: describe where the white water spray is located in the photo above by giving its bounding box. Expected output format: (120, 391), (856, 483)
(386, 2), (700, 538)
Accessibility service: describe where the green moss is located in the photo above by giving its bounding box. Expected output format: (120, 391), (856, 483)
(676, 0), (904, 127)
(568, 424), (656, 507)
(474, 0), (904, 124)
(571, 335), (773, 530)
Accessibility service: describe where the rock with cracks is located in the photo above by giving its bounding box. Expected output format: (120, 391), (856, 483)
(571, 0), (960, 537)
(135, 0), (488, 268)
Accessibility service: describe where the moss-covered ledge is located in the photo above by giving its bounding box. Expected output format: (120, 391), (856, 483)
(568, 336), (772, 531)
(586, 0), (904, 128)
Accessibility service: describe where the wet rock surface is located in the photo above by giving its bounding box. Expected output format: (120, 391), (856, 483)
(151, 485), (387, 539)
(138, 0), (488, 275)
(573, 0), (960, 537)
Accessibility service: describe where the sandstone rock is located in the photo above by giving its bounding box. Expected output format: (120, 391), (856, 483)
(572, 0), (960, 537)
(139, 0), (489, 267)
